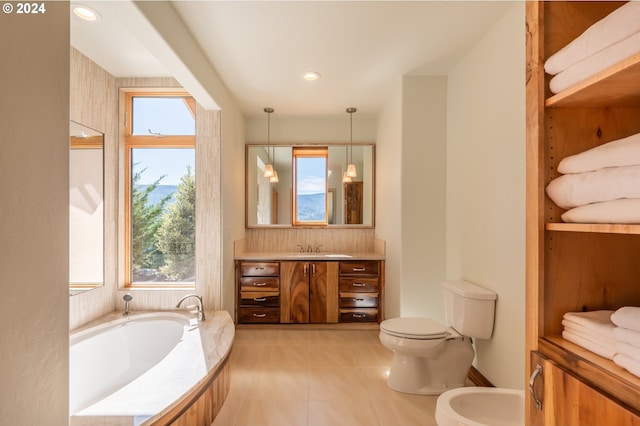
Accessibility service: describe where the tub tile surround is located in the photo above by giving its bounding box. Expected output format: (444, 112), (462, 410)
(214, 328), (440, 426)
(70, 310), (234, 425)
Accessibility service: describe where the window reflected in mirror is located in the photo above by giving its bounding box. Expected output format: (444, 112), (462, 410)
(69, 121), (104, 294)
(246, 144), (374, 228)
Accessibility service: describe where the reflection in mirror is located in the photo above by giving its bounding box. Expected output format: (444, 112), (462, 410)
(246, 144), (374, 227)
(69, 121), (104, 295)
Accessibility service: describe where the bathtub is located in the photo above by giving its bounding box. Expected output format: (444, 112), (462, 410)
(69, 311), (234, 425)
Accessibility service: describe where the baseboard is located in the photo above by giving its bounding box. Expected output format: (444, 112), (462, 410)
(468, 366), (494, 387)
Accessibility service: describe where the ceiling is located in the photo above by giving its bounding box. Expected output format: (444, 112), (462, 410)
(70, 1), (513, 118)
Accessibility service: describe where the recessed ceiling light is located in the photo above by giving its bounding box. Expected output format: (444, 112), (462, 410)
(303, 71), (321, 81)
(72, 4), (101, 22)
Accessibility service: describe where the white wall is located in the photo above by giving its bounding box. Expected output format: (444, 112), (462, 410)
(446, 2), (525, 389)
(0, 4), (70, 424)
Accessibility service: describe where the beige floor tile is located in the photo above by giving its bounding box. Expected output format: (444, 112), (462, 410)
(233, 329), (269, 345)
(234, 400), (308, 426)
(212, 387), (246, 426)
(308, 329), (355, 345)
(309, 398), (381, 426)
(308, 367), (369, 400)
(245, 367), (310, 400)
(308, 344), (357, 367)
(261, 344), (310, 368)
(351, 344), (393, 367)
(373, 394), (439, 426)
(265, 328), (310, 344)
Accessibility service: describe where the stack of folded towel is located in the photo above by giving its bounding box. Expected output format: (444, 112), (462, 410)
(562, 310), (617, 359)
(562, 307), (640, 378)
(545, 132), (640, 223)
(544, 1), (640, 94)
(612, 307), (640, 377)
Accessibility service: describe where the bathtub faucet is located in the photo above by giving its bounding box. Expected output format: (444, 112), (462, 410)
(176, 294), (206, 321)
(122, 294), (132, 316)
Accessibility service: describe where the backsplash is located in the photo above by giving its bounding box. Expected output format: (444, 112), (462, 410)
(242, 228), (378, 253)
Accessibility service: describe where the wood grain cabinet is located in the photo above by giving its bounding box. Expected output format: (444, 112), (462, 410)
(280, 261), (339, 324)
(526, 1), (640, 423)
(236, 261), (280, 323)
(338, 260), (384, 323)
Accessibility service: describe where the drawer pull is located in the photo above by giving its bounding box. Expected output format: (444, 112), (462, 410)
(253, 282), (267, 287)
(353, 298), (365, 302)
(352, 313), (366, 318)
(254, 298), (267, 302)
(254, 267), (265, 270)
(529, 364), (543, 411)
(253, 313), (267, 318)
(352, 268), (366, 272)
(352, 282), (366, 287)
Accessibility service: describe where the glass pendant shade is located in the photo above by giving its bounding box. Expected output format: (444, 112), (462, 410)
(269, 171), (279, 183)
(264, 163), (274, 177)
(342, 171), (352, 183)
(346, 163), (357, 178)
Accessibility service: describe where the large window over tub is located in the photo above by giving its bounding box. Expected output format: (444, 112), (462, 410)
(124, 93), (196, 287)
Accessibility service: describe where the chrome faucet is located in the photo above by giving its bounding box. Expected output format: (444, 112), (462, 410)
(297, 244), (305, 253)
(307, 243), (313, 252)
(176, 294), (205, 321)
(123, 293), (132, 316)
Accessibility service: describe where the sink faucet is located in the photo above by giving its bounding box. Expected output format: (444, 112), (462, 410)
(297, 244), (305, 253)
(122, 294), (132, 316)
(316, 244), (323, 253)
(176, 294), (206, 321)
(307, 243), (313, 252)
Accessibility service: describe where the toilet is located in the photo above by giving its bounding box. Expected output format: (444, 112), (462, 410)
(379, 280), (497, 395)
(435, 386), (525, 426)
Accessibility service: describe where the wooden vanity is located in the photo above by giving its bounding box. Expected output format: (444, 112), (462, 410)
(234, 254), (385, 325)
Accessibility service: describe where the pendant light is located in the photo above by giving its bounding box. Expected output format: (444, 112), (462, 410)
(263, 107), (275, 177)
(346, 107), (357, 178)
(342, 145), (352, 183)
(269, 141), (279, 183)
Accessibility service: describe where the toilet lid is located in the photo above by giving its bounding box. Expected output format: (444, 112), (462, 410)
(380, 317), (449, 339)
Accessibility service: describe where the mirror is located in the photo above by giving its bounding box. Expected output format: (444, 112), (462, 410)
(69, 121), (104, 295)
(246, 144), (375, 227)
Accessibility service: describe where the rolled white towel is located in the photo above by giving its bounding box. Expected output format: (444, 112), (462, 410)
(612, 307), (640, 332)
(546, 165), (640, 209)
(614, 353), (640, 378)
(562, 320), (618, 347)
(562, 199), (640, 224)
(562, 329), (617, 360)
(558, 132), (640, 174)
(545, 1), (640, 75)
(613, 326), (640, 348)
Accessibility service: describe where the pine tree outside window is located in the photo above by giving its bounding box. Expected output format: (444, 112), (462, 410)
(124, 92), (196, 287)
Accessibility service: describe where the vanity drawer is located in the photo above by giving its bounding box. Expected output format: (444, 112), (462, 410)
(339, 292), (378, 308)
(339, 308), (378, 323)
(240, 291), (279, 307)
(238, 307), (280, 323)
(240, 276), (280, 291)
(339, 261), (379, 277)
(240, 262), (280, 277)
(339, 277), (378, 293)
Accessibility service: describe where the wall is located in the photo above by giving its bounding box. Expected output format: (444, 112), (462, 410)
(0, 4), (70, 424)
(446, 2), (525, 389)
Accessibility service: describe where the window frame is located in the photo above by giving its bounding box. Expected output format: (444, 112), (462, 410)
(292, 146), (329, 226)
(123, 91), (196, 288)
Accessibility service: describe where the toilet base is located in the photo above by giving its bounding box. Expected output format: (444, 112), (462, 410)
(385, 338), (475, 395)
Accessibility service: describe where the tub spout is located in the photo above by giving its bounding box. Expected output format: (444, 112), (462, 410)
(176, 294), (205, 321)
(123, 294), (132, 316)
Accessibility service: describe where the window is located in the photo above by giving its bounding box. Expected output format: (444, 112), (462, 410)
(124, 92), (196, 286)
(293, 147), (328, 225)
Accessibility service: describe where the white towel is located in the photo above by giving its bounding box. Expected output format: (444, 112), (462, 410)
(546, 165), (640, 209)
(562, 329), (616, 359)
(545, 1), (640, 75)
(549, 31), (640, 94)
(612, 307), (640, 332)
(614, 353), (640, 378)
(562, 320), (618, 347)
(558, 132), (640, 174)
(563, 310), (615, 334)
(561, 198), (640, 224)
(613, 326), (640, 348)
(617, 341), (640, 362)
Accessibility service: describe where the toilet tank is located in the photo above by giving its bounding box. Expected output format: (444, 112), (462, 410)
(442, 280), (497, 339)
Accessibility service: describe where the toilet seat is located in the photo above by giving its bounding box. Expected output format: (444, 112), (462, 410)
(380, 317), (449, 340)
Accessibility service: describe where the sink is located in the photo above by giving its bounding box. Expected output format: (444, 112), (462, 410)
(323, 254), (352, 258)
(284, 253), (352, 258)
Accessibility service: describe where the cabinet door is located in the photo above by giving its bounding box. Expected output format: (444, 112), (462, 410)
(530, 352), (640, 426)
(280, 261), (309, 323)
(310, 262), (339, 323)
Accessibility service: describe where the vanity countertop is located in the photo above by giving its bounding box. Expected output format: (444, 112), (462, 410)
(235, 251), (385, 261)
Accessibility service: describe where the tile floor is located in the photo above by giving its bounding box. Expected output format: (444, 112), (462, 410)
(212, 327), (440, 426)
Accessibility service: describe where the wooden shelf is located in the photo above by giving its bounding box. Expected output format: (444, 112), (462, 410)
(545, 52), (640, 108)
(540, 336), (640, 410)
(546, 222), (640, 235)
